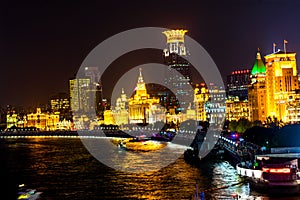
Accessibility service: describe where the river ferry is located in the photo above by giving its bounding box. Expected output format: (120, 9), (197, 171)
(236, 153), (300, 193)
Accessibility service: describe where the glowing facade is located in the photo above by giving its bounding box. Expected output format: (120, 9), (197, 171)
(227, 69), (251, 100)
(128, 69), (160, 124)
(163, 29), (193, 112)
(248, 47), (300, 123)
(113, 88), (129, 126)
(265, 51), (299, 122)
(248, 51), (267, 122)
(226, 96), (249, 121)
(194, 85), (209, 121)
(26, 108), (60, 131)
(6, 112), (18, 128)
(205, 85), (226, 125)
(69, 78), (91, 112)
(286, 91), (300, 123)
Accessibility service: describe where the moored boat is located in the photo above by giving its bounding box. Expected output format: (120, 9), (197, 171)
(236, 154), (300, 194)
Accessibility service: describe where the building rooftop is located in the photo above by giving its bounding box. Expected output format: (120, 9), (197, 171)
(251, 51), (266, 75)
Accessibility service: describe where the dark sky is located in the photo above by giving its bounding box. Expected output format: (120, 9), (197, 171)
(1, 0), (300, 108)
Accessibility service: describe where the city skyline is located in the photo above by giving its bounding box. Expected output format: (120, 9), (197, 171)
(2, 0), (300, 107)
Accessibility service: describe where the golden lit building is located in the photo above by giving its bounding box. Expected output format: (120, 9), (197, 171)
(226, 96), (249, 121)
(103, 110), (115, 125)
(128, 68), (160, 124)
(248, 50), (267, 122)
(286, 91), (300, 123)
(194, 84), (209, 121)
(265, 50), (299, 122)
(6, 112), (18, 128)
(26, 108), (60, 131)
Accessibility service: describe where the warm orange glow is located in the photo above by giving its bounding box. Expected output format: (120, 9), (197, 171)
(162, 29), (188, 43)
(262, 167), (269, 172)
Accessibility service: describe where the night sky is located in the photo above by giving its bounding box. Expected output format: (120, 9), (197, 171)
(1, 0), (300, 108)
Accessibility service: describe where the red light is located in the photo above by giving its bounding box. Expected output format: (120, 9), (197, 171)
(270, 168), (291, 173)
(263, 167), (291, 173)
(262, 167), (269, 172)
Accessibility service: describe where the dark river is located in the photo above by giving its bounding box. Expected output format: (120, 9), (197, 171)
(1, 137), (299, 199)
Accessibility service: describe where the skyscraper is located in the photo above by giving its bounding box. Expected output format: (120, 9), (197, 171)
(70, 67), (104, 118)
(162, 29), (193, 113)
(226, 69), (251, 100)
(69, 78), (91, 113)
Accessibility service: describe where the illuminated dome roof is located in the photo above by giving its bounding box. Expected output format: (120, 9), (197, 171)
(251, 50), (266, 75)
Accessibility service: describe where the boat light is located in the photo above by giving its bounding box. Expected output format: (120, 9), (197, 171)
(263, 167), (291, 173)
(270, 168), (291, 173)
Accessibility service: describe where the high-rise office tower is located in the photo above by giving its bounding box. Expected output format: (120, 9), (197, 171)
(162, 29), (193, 113)
(227, 69), (251, 100)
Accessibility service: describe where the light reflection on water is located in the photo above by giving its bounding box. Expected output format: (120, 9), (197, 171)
(1, 137), (299, 199)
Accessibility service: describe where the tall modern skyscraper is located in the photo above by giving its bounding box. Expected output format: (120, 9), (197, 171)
(69, 78), (91, 113)
(162, 29), (193, 113)
(70, 67), (104, 118)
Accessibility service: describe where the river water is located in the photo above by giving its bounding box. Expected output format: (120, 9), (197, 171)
(1, 137), (299, 200)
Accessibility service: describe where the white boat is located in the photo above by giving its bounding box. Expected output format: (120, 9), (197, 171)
(236, 154), (300, 193)
(17, 184), (42, 200)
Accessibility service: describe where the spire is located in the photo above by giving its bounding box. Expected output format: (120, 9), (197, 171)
(256, 48), (261, 59)
(138, 68), (144, 83)
(135, 68), (147, 96)
(251, 49), (266, 75)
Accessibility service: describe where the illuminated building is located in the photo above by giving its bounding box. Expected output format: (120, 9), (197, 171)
(226, 96), (249, 121)
(265, 50), (299, 122)
(115, 88), (128, 111)
(104, 110), (115, 125)
(69, 78), (91, 112)
(227, 69), (251, 100)
(286, 91), (300, 123)
(248, 50), (267, 122)
(205, 84), (226, 125)
(50, 93), (71, 121)
(6, 111), (18, 128)
(50, 93), (70, 112)
(56, 119), (73, 130)
(84, 67), (104, 118)
(26, 108), (60, 131)
(69, 67), (103, 117)
(163, 29), (193, 112)
(194, 84), (209, 121)
(113, 88), (129, 126)
(128, 68), (160, 124)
